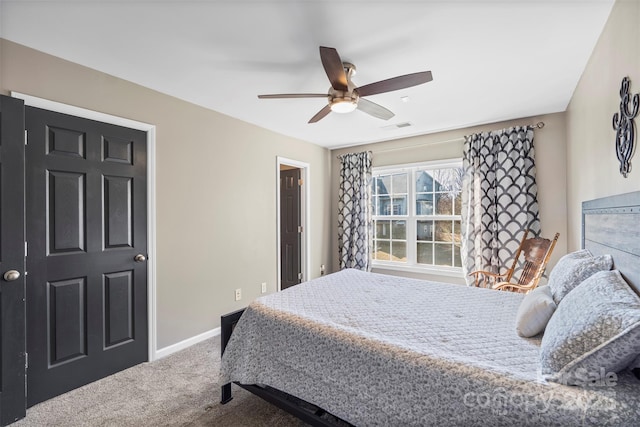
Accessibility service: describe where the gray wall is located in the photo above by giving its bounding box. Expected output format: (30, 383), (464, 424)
(330, 112), (568, 284)
(0, 39), (332, 349)
(566, 0), (640, 251)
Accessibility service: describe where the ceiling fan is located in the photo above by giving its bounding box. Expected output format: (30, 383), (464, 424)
(257, 46), (433, 123)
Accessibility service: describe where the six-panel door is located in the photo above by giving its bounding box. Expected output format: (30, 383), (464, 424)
(25, 107), (148, 406)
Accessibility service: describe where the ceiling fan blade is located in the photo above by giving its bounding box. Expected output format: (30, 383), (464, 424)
(308, 105), (332, 123)
(319, 46), (348, 92)
(356, 71), (433, 97)
(258, 94), (328, 99)
(357, 98), (395, 120)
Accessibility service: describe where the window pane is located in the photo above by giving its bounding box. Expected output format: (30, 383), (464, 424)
(435, 243), (453, 266)
(417, 242), (433, 264)
(453, 221), (462, 265)
(415, 170), (433, 193)
(376, 240), (391, 260)
(392, 173), (408, 194)
(454, 193), (462, 215)
(454, 244), (462, 267)
(392, 242), (406, 261)
(433, 170), (445, 192)
(435, 193), (453, 215)
(417, 220), (433, 241)
(432, 168), (463, 193)
(416, 194), (433, 215)
(376, 176), (390, 195)
(378, 196), (391, 215)
(376, 220), (391, 239)
(435, 220), (454, 242)
(391, 196), (407, 215)
(392, 220), (406, 240)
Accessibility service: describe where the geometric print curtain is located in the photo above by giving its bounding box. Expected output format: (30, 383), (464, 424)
(460, 126), (540, 285)
(338, 151), (373, 271)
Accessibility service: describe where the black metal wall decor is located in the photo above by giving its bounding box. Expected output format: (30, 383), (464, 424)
(612, 76), (639, 178)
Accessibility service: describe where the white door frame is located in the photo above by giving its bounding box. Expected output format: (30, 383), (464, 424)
(276, 156), (310, 290)
(11, 92), (159, 362)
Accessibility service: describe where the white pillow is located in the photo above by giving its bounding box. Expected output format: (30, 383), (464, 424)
(540, 270), (640, 386)
(547, 249), (612, 304)
(515, 285), (557, 337)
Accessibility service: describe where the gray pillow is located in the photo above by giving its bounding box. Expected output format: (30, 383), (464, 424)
(632, 356), (640, 381)
(547, 249), (612, 303)
(630, 354), (640, 370)
(515, 285), (557, 337)
(540, 270), (640, 386)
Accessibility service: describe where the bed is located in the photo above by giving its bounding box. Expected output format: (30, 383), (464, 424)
(220, 191), (640, 426)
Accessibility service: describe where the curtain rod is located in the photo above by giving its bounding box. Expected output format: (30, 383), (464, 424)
(335, 121), (545, 158)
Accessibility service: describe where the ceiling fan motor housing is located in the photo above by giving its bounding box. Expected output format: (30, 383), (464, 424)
(329, 62), (358, 113)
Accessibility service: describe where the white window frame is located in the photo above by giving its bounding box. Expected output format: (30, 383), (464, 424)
(372, 158), (463, 277)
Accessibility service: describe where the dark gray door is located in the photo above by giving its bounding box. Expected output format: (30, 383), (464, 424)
(25, 107), (148, 406)
(0, 96), (27, 425)
(280, 168), (301, 290)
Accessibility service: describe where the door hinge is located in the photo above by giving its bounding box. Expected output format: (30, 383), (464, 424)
(25, 353), (28, 369)
(298, 178), (303, 186)
(297, 225), (303, 233)
(24, 130), (28, 145)
(298, 272), (303, 280)
(25, 241), (28, 257)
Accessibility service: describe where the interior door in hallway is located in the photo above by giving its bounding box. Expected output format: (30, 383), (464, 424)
(25, 106), (148, 406)
(280, 167), (301, 290)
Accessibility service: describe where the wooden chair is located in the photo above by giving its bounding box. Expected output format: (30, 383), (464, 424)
(468, 230), (560, 293)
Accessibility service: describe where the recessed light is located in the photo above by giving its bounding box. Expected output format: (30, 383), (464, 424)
(401, 96), (410, 103)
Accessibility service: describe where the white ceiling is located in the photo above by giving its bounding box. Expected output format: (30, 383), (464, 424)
(0, 0), (614, 149)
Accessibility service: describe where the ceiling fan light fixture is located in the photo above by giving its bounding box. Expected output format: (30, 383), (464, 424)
(330, 97), (357, 113)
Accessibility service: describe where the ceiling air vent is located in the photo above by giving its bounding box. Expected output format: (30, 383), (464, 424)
(382, 122), (412, 130)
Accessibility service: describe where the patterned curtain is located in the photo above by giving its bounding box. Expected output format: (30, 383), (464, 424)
(338, 151), (373, 271)
(460, 126), (540, 285)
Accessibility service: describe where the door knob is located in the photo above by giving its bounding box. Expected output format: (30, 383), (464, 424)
(3, 270), (20, 281)
(134, 254), (146, 263)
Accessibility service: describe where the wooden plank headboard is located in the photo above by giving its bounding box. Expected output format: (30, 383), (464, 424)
(582, 191), (640, 295)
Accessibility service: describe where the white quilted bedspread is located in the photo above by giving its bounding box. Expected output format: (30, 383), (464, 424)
(220, 269), (640, 426)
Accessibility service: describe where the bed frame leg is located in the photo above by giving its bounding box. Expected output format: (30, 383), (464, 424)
(221, 383), (233, 404)
(219, 308), (246, 405)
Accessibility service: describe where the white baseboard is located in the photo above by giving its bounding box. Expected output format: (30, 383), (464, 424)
(154, 327), (221, 360)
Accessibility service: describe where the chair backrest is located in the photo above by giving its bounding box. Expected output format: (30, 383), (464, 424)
(506, 231), (560, 289)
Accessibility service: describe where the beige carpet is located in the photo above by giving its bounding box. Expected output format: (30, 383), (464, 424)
(13, 337), (307, 427)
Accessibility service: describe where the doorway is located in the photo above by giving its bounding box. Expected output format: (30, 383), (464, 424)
(276, 157), (309, 291)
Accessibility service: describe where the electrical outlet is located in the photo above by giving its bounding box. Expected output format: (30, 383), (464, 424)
(320, 264), (326, 276)
(234, 288), (242, 301)
(261, 282), (267, 293)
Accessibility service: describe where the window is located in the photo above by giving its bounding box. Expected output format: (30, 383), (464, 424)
(372, 159), (463, 274)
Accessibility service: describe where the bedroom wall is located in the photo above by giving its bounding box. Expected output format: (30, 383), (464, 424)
(330, 112), (568, 285)
(0, 39), (332, 350)
(565, 0), (640, 251)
